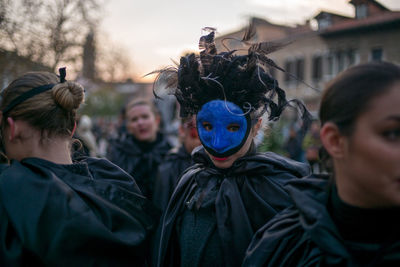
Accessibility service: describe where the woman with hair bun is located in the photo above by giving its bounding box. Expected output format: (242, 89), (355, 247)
(243, 61), (400, 266)
(152, 29), (311, 267)
(0, 69), (155, 266)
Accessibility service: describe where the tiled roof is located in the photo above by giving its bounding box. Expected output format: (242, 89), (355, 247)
(314, 11), (353, 20)
(349, 0), (389, 11)
(320, 11), (400, 35)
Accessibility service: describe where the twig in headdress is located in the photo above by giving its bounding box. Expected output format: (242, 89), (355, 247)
(144, 66), (178, 99)
(284, 71), (321, 92)
(242, 20), (256, 43)
(220, 21), (256, 52)
(249, 41), (292, 55)
(169, 57), (180, 66)
(255, 52), (321, 92)
(199, 31), (217, 75)
(202, 27), (217, 33)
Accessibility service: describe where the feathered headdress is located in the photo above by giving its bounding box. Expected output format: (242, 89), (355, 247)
(151, 25), (310, 125)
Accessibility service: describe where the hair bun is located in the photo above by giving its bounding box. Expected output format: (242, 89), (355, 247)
(52, 81), (84, 110)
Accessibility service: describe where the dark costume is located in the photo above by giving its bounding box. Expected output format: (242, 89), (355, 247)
(0, 157), (155, 266)
(71, 133), (91, 159)
(243, 176), (400, 266)
(284, 134), (304, 162)
(107, 133), (171, 200)
(153, 146), (310, 267)
(153, 145), (194, 212)
(151, 26), (312, 266)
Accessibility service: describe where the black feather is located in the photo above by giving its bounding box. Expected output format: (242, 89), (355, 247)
(151, 27), (312, 131)
(242, 21), (256, 43)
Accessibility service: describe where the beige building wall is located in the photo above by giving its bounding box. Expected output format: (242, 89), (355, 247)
(269, 32), (327, 102)
(270, 26), (400, 112)
(323, 28), (400, 64)
(213, 11), (400, 113)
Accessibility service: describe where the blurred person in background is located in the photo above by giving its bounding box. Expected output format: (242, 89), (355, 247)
(0, 69), (155, 266)
(283, 125), (304, 162)
(107, 98), (172, 200)
(72, 114), (98, 158)
(153, 115), (201, 212)
(302, 119), (322, 173)
(244, 61), (400, 266)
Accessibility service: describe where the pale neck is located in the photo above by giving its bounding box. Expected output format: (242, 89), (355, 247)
(19, 138), (73, 165)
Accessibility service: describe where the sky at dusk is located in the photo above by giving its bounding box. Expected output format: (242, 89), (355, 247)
(100, 0), (400, 82)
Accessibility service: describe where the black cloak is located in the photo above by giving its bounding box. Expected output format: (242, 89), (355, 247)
(0, 157), (155, 266)
(153, 145), (194, 212)
(107, 133), (172, 200)
(153, 146), (310, 267)
(243, 176), (400, 266)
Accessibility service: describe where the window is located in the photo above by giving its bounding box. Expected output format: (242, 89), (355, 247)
(318, 19), (331, 30)
(295, 58), (305, 81)
(336, 51), (345, 73)
(312, 56), (322, 81)
(371, 48), (383, 62)
(284, 58), (305, 86)
(347, 49), (356, 66)
(284, 60), (294, 83)
(356, 4), (368, 19)
(326, 54), (334, 76)
(317, 13), (332, 30)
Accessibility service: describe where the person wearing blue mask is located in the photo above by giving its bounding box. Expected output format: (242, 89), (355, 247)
(151, 28), (311, 267)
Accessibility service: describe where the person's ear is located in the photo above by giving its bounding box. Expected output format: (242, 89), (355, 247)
(320, 122), (347, 159)
(6, 117), (16, 141)
(252, 118), (262, 137)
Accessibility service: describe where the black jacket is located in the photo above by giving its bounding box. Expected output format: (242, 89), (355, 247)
(107, 133), (171, 200)
(0, 157), (155, 266)
(153, 146), (310, 267)
(243, 176), (400, 266)
(153, 146), (194, 212)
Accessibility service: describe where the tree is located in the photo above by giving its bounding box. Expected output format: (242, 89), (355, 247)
(0, 0), (103, 73)
(80, 84), (125, 117)
(96, 35), (134, 82)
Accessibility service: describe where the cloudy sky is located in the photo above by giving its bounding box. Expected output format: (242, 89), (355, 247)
(101, 0), (400, 81)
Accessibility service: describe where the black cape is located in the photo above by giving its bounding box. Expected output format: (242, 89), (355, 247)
(107, 133), (172, 200)
(153, 146), (310, 267)
(243, 176), (400, 266)
(0, 157), (155, 266)
(153, 146), (194, 212)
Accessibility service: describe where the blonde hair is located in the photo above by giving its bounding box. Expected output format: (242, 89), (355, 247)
(125, 98), (159, 117)
(1, 71), (84, 137)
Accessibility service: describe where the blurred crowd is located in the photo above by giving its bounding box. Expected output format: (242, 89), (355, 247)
(76, 108), (324, 174)
(1, 28), (399, 265)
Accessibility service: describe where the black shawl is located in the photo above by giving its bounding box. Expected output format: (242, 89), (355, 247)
(0, 157), (155, 266)
(243, 176), (400, 266)
(153, 147), (310, 266)
(153, 145), (194, 212)
(107, 133), (172, 200)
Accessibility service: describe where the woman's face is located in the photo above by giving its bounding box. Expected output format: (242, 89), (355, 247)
(126, 104), (160, 142)
(335, 82), (400, 208)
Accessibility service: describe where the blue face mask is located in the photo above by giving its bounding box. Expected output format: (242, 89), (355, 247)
(196, 100), (251, 158)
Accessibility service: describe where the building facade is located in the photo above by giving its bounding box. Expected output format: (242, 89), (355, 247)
(215, 0), (400, 112)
